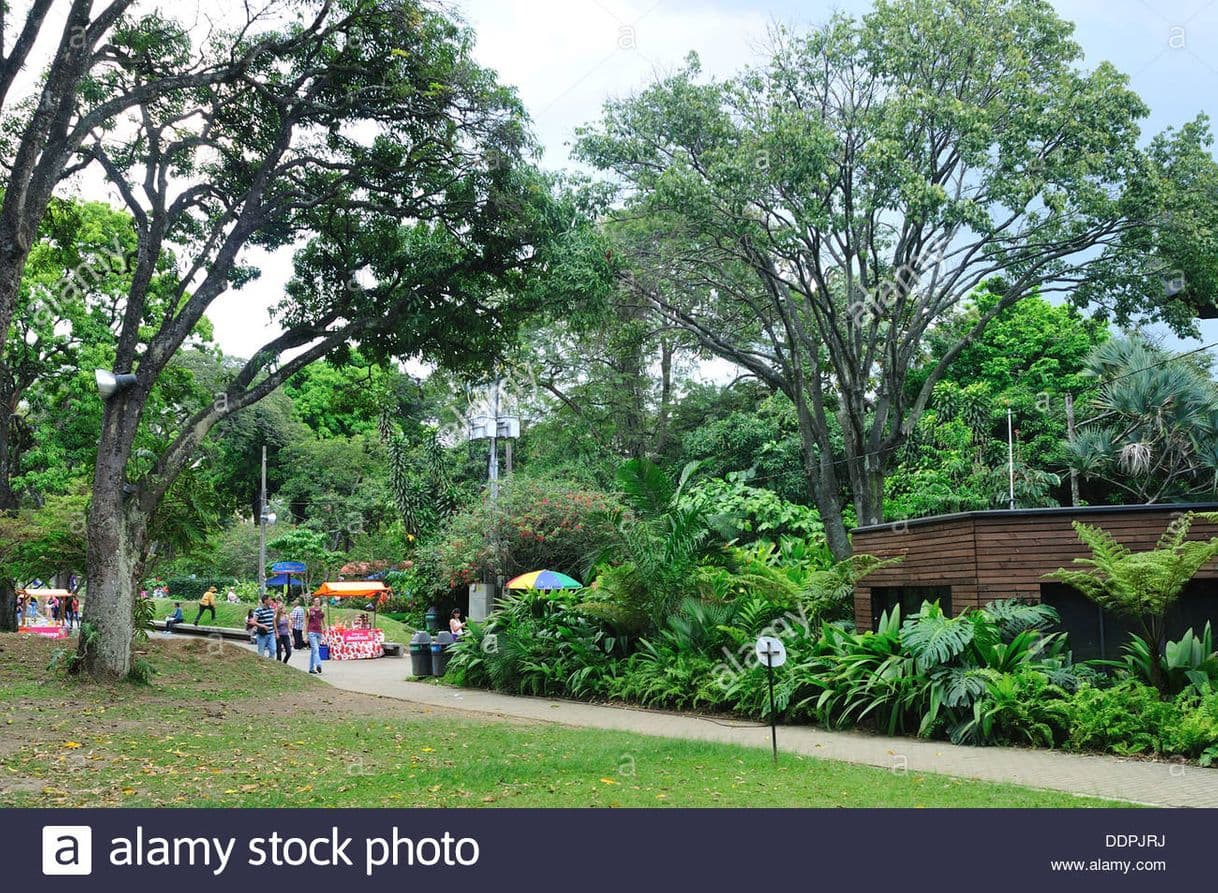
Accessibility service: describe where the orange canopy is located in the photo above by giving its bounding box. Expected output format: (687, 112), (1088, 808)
(313, 581), (391, 599)
(20, 588), (72, 598)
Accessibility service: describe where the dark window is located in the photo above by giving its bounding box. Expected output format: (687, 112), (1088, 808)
(871, 586), (952, 629)
(1041, 581), (1218, 661)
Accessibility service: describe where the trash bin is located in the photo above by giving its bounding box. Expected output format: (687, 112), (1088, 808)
(424, 606), (441, 634)
(410, 631), (432, 677)
(430, 631), (455, 677)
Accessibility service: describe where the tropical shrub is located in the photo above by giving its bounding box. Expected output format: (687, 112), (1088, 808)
(952, 670), (1072, 747)
(794, 600), (1081, 743)
(416, 476), (621, 602)
(579, 459), (735, 633)
(445, 589), (624, 698)
(1064, 680), (1218, 758)
(679, 473), (824, 542)
(1106, 623), (1218, 698)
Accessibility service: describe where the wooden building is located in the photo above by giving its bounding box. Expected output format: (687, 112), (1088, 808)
(850, 504), (1218, 659)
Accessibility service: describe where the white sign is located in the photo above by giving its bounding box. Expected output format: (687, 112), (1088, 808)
(754, 636), (787, 668)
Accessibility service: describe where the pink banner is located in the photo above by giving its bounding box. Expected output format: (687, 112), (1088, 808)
(19, 625), (68, 639)
(324, 627), (384, 660)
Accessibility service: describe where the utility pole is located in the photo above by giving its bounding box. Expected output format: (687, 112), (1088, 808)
(1064, 394), (1080, 507)
(1007, 406), (1016, 511)
(258, 445), (267, 599)
(487, 375), (500, 502)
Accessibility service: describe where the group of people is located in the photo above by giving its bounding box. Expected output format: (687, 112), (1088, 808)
(15, 592), (80, 631)
(246, 593), (326, 673)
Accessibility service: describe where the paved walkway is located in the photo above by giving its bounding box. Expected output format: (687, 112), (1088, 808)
(265, 648), (1218, 807)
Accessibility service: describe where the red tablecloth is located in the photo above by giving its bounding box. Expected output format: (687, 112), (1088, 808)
(324, 627), (384, 660)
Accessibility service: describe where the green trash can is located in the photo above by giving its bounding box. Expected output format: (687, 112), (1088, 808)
(410, 631), (432, 677)
(430, 631), (455, 676)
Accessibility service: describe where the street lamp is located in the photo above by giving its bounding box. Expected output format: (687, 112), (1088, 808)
(94, 369), (137, 400)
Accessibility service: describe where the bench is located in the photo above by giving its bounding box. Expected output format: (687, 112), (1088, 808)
(382, 642), (404, 657)
(152, 620), (251, 642)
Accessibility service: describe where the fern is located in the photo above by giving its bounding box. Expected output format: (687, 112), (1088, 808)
(1046, 513), (1218, 689)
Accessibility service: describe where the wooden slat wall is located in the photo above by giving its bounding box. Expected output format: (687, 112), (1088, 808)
(851, 518), (979, 631)
(852, 509), (1218, 631)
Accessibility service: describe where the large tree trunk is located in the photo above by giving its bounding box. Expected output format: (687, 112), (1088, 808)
(854, 461), (886, 529)
(0, 578), (16, 633)
(792, 384), (853, 560)
(75, 483), (146, 679)
(74, 389), (148, 680)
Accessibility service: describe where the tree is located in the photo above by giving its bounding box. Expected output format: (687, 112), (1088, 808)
(575, 0), (1216, 557)
(1067, 337), (1218, 503)
(1, 200), (137, 509)
(0, 2), (304, 375)
(279, 434), (391, 552)
(1046, 512), (1218, 692)
(70, 0), (593, 679)
(266, 528), (341, 592)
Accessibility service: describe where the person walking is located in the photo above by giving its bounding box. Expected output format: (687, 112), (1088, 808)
(48, 595), (59, 625)
(194, 586), (218, 626)
(306, 596), (325, 674)
(253, 594), (276, 659)
(275, 602), (293, 663)
(290, 597), (306, 651)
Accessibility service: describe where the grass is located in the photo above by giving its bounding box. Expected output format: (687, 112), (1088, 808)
(151, 597), (414, 643)
(0, 635), (1132, 808)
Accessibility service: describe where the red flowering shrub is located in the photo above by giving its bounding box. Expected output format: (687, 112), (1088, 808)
(415, 476), (623, 602)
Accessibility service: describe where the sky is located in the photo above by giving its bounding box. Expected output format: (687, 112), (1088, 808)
(149, 1), (1218, 359)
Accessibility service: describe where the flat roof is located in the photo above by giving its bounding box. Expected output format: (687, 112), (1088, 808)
(851, 502), (1218, 535)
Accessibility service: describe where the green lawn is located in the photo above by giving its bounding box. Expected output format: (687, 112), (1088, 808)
(151, 597), (414, 643)
(0, 634), (1130, 808)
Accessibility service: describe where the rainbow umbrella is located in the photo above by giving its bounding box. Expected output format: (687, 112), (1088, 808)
(505, 569), (582, 590)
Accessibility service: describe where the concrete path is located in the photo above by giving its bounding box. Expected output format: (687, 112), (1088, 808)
(263, 648), (1218, 807)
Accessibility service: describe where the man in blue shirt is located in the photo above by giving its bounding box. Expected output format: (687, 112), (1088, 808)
(253, 594), (277, 658)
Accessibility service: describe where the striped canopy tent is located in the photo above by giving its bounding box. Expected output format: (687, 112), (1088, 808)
(505, 570), (582, 591)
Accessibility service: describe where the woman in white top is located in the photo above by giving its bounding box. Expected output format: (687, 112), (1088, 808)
(449, 608), (465, 637)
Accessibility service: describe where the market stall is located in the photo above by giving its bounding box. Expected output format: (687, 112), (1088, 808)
(313, 581), (391, 660)
(17, 588), (72, 639)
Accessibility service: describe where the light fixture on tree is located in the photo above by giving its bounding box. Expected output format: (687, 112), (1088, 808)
(94, 369), (137, 400)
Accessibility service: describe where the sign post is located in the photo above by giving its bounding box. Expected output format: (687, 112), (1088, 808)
(754, 635), (787, 763)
